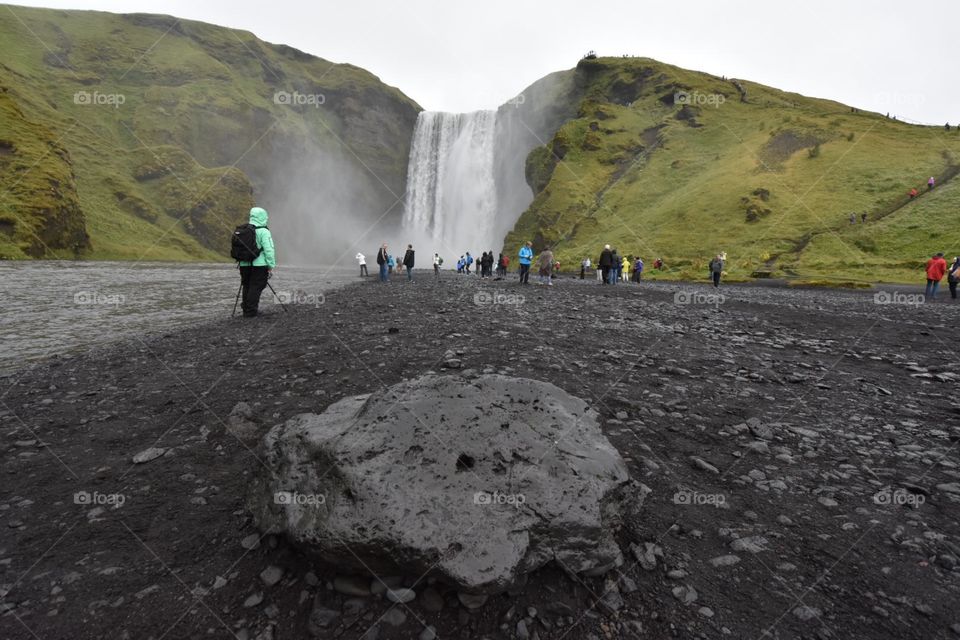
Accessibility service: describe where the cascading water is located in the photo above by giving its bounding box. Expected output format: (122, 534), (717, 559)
(403, 111), (499, 256)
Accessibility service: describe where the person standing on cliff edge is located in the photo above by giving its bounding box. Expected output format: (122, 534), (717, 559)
(518, 242), (534, 284)
(236, 206), (276, 318)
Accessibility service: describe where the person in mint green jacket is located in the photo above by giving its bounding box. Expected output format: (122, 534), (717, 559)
(238, 206), (276, 317)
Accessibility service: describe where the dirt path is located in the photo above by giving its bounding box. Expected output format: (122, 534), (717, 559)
(1, 274), (959, 640)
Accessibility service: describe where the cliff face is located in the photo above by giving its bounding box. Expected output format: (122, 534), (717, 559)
(0, 6), (420, 261)
(503, 57), (960, 282)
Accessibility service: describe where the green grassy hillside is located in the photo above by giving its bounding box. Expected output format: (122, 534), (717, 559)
(0, 4), (420, 261)
(504, 57), (960, 283)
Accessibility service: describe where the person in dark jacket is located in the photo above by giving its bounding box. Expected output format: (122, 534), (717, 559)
(403, 244), (415, 280)
(598, 244), (613, 285)
(609, 248), (620, 285)
(948, 256), (960, 300)
(709, 254), (725, 288)
(376, 243), (389, 282)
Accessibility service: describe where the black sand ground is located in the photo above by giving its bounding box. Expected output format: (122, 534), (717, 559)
(1, 273), (959, 640)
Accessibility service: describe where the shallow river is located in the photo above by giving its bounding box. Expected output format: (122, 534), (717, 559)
(0, 261), (358, 372)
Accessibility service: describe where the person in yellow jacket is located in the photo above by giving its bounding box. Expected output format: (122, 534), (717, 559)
(621, 255), (631, 282)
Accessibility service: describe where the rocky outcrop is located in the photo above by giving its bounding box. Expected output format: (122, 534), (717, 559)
(250, 373), (644, 593)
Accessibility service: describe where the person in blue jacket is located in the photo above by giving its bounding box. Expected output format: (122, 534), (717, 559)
(518, 241), (534, 285)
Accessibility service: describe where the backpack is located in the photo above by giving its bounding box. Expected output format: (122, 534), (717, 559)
(438, 257), (444, 265)
(231, 224), (261, 262)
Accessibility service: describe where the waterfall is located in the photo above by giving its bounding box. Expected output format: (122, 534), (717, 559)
(403, 111), (499, 257)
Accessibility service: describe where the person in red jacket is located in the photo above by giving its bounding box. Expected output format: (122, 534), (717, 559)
(925, 252), (947, 300)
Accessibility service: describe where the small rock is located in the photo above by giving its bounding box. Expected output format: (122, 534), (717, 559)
(243, 592), (264, 608)
(690, 457), (719, 474)
(709, 554), (741, 567)
(698, 606), (715, 618)
(386, 587), (416, 604)
(671, 585), (698, 604)
(458, 592), (488, 609)
(793, 605), (821, 621)
(730, 536), (767, 554)
(381, 607), (407, 626)
(419, 626), (437, 640)
(260, 566), (283, 587)
(132, 447), (166, 464)
(240, 533), (261, 550)
(308, 603), (340, 633)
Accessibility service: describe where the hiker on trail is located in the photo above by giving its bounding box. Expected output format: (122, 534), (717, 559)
(609, 248), (621, 285)
(518, 242), (534, 284)
(948, 256), (960, 300)
(580, 257), (591, 279)
(709, 253), (725, 288)
(537, 247), (555, 285)
(388, 253), (396, 274)
(465, 252), (473, 274)
(861, 212), (868, 223)
(909, 187), (918, 199)
(849, 213), (856, 225)
(403, 244), (415, 280)
(925, 252), (947, 300)
(599, 245), (614, 285)
(498, 253), (509, 277)
(355, 252), (368, 277)
(376, 243), (389, 282)
(621, 255), (631, 282)
(654, 257), (664, 270)
(235, 206), (276, 318)
(433, 253), (442, 279)
(928, 176), (936, 191)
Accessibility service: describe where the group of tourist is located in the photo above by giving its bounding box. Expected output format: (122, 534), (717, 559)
(354, 243), (417, 282)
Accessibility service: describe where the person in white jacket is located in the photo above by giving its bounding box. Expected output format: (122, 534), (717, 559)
(433, 253), (442, 280)
(356, 252), (368, 277)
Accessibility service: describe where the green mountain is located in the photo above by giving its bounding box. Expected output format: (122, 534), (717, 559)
(0, 4), (419, 261)
(504, 57), (960, 283)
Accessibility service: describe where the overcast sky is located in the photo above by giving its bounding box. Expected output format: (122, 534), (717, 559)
(8, 0), (960, 123)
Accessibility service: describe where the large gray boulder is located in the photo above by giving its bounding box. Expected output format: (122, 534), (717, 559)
(249, 374), (644, 593)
